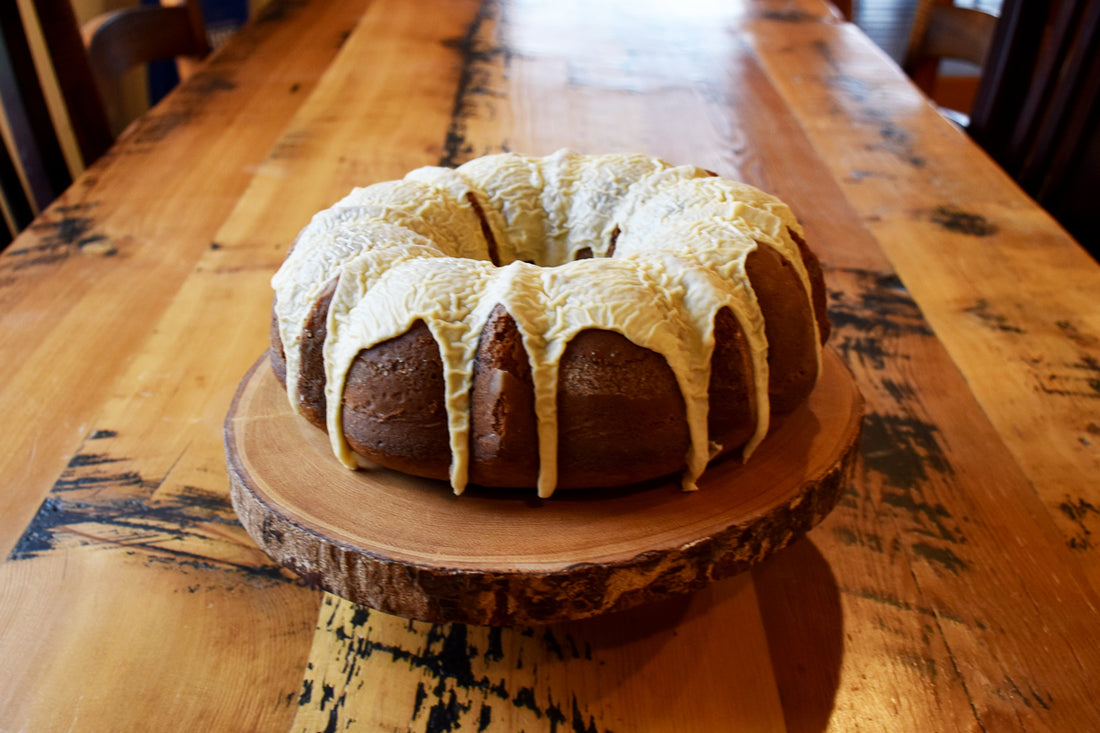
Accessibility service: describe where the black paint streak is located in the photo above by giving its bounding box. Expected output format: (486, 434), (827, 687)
(1060, 497), (1098, 550)
(324, 705), (339, 733)
(829, 271), (931, 335)
(124, 69), (235, 148)
(881, 489), (959, 543)
(184, 71), (237, 97)
(10, 497), (92, 558)
(512, 686), (541, 717)
(90, 429), (118, 439)
(298, 678), (313, 706)
(427, 689), (469, 732)
(3, 204), (115, 270)
(51, 468), (148, 493)
(438, 0), (507, 168)
(1038, 355), (1100, 399)
(831, 525), (885, 553)
(827, 265), (977, 576)
(485, 626), (504, 662)
(312, 608), (614, 733)
(437, 623), (476, 687)
(413, 681), (428, 719)
(1056, 319), (1100, 350)
(834, 334), (896, 371)
(843, 587), (971, 628)
(910, 541), (968, 574)
(860, 411), (968, 575)
(477, 702), (493, 731)
(881, 378), (917, 403)
(825, 73), (872, 102)
(9, 439), (301, 587)
(572, 696), (600, 733)
(127, 112), (191, 147)
(897, 650), (939, 681)
(861, 412), (952, 491)
(818, 60), (931, 168)
(964, 299), (1025, 334)
(874, 121), (926, 167)
(930, 205), (998, 237)
(542, 628), (564, 659)
(171, 485), (239, 521)
(829, 269), (933, 370)
(546, 693), (568, 732)
(845, 586), (929, 614)
(67, 452), (125, 468)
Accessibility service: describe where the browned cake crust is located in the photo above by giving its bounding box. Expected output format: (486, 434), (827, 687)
(270, 228), (829, 489)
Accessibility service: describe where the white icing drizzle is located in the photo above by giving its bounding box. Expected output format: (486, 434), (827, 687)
(271, 151), (822, 497)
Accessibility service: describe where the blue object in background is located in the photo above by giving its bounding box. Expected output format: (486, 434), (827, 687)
(145, 0), (248, 105)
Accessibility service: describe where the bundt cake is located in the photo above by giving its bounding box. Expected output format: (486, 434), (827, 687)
(269, 150), (830, 498)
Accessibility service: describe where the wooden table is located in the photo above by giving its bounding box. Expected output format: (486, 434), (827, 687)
(2, 0), (1098, 729)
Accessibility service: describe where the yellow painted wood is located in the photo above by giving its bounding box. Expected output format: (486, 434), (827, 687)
(293, 579), (787, 732)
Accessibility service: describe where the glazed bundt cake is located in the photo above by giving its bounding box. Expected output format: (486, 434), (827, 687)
(269, 150), (830, 498)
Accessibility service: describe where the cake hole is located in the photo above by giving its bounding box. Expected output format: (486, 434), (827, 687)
(463, 192), (623, 268)
(465, 192), (501, 267)
(607, 225), (620, 258)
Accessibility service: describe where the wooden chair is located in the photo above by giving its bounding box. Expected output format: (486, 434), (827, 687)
(903, 0), (1000, 120)
(0, 0), (209, 247)
(0, 0), (113, 242)
(830, 0), (854, 21)
(83, 1), (211, 138)
(968, 0), (1100, 252)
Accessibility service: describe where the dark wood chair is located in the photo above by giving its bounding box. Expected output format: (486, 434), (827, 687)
(968, 0), (1100, 252)
(0, 0), (209, 247)
(83, 1), (211, 137)
(0, 0), (112, 243)
(830, 0), (854, 21)
(903, 0), (999, 119)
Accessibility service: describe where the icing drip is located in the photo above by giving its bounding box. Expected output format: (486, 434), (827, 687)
(271, 150), (822, 497)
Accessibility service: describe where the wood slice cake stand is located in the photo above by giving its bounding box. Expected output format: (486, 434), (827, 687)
(225, 349), (863, 626)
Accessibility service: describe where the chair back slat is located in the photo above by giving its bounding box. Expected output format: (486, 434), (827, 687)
(0, 2), (74, 213)
(0, 0), (210, 246)
(35, 0), (114, 167)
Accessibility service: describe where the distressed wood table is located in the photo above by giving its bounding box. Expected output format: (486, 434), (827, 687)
(2, 0), (1098, 730)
